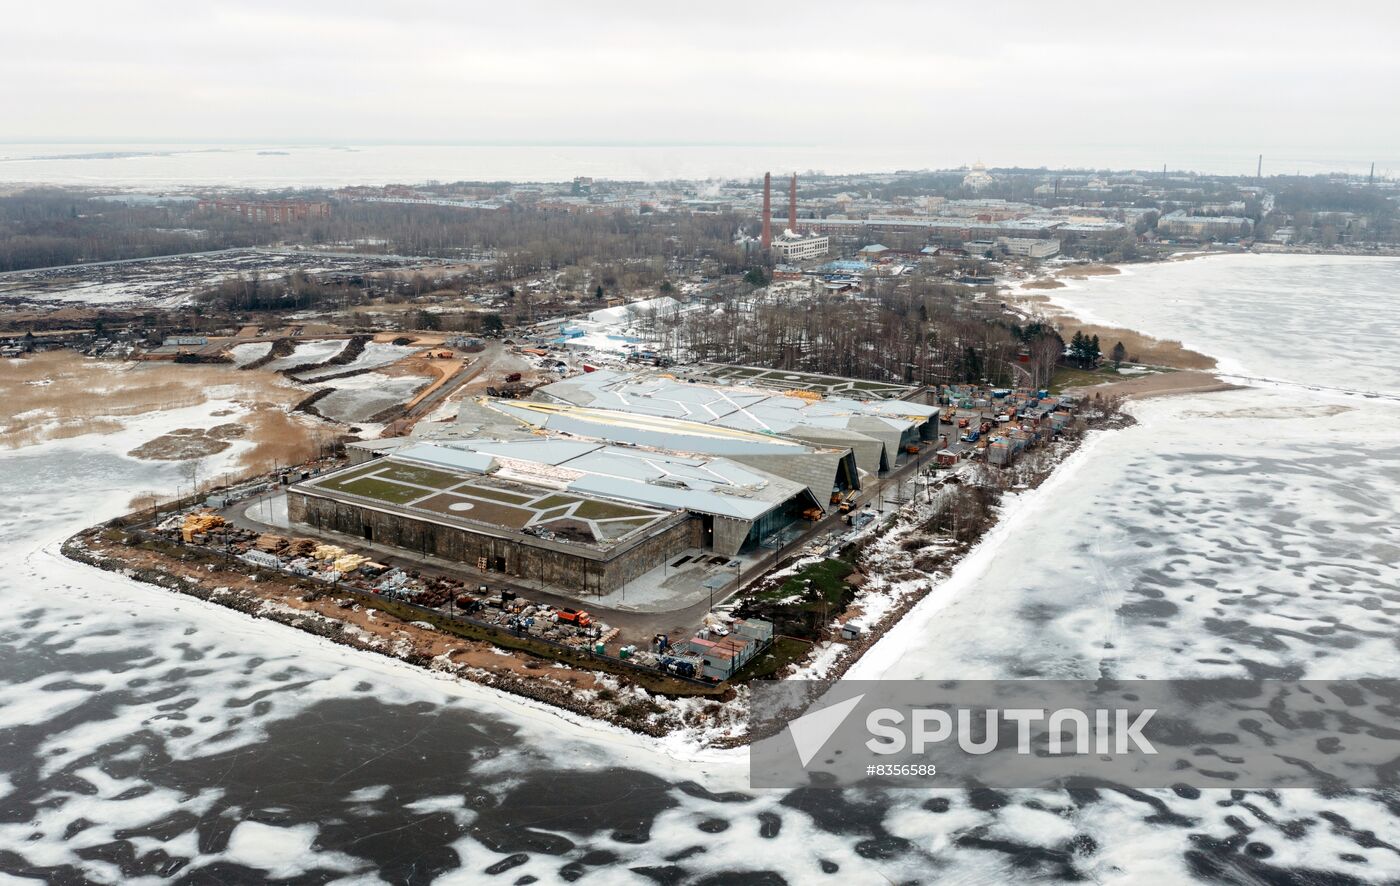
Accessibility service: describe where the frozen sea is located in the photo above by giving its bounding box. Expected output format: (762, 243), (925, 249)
(3, 255), (1400, 883)
(0, 143), (1387, 189)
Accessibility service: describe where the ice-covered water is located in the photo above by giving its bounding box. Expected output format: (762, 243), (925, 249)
(1043, 254), (1400, 395)
(853, 389), (1400, 683)
(0, 144), (1387, 189)
(4, 256), (1400, 883)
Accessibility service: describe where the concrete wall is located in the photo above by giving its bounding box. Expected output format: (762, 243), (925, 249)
(711, 516), (753, 557)
(289, 490), (703, 594)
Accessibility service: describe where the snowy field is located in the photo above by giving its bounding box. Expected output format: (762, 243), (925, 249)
(310, 371), (428, 423)
(257, 338), (347, 373)
(226, 341), (273, 367)
(292, 341), (417, 381)
(4, 255), (1400, 882)
(0, 249), (427, 309)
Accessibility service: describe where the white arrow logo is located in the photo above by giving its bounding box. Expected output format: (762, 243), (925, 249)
(787, 694), (865, 767)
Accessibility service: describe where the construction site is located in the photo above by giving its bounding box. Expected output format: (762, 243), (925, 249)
(61, 354), (1084, 703)
(227, 363), (967, 649)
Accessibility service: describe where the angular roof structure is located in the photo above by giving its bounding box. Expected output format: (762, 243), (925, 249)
(533, 369), (936, 475)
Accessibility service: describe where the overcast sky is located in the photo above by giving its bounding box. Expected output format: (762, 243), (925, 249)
(4, 1), (1396, 170)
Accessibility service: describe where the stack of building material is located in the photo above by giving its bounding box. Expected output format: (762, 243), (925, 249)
(181, 512), (226, 543)
(287, 538), (319, 557)
(312, 543), (347, 561)
(255, 534), (289, 553)
(332, 553), (369, 573)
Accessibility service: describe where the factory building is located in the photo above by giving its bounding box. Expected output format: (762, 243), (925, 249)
(533, 369), (939, 477)
(289, 436), (823, 593)
(770, 231), (830, 262)
(291, 365), (940, 595)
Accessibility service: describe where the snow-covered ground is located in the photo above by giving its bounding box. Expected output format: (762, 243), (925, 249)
(853, 387), (1400, 682)
(292, 341), (417, 381)
(258, 338), (348, 373)
(0, 249), (422, 309)
(310, 370), (428, 423)
(227, 341), (273, 367)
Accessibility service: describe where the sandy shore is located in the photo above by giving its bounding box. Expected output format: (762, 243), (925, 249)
(1007, 257), (1244, 398)
(1065, 369), (1239, 400)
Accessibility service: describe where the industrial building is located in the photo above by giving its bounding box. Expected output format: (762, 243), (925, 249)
(289, 435), (824, 594)
(533, 368), (939, 477)
(770, 231), (830, 262)
(289, 364), (942, 595)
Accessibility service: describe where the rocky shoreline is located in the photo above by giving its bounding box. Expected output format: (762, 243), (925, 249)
(60, 527), (739, 739)
(60, 395), (1134, 748)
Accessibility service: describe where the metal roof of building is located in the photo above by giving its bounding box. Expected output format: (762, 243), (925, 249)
(538, 370), (935, 436)
(401, 435), (812, 522)
(533, 370), (938, 476)
(483, 398), (815, 456)
(395, 443), (498, 474)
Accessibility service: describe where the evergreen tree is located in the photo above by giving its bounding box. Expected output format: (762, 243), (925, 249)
(961, 346), (983, 382)
(1070, 331), (1087, 366)
(1111, 341), (1127, 368)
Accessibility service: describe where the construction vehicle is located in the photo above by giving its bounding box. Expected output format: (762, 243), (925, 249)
(555, 607), (593, 628)
(485, 382), (532, 399)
